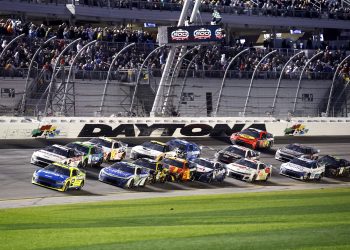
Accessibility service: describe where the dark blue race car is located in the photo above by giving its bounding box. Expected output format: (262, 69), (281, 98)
(99, 162), (149, 188)
(190, 158), (227, 183)
(166, 138), (201, 161)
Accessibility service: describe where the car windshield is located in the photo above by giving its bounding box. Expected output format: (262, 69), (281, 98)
(134, 159), (157, 170)
(235, 159), (258, 169)
(110, 163), (135, 174)
(44, 164), (70, 176)
(163, 158), (184, 168)
(285, 144), (312, 154)
(45, 145), (70, 158)
(142, 142), (166, 152)
(319, 155), (338, 165)
(89, 138), (112, 148)
(66, 143), (89, 154)
(290, 158), (316, 169)
(224, 146), (246, 157)
(240, 129), (260, 138)
(168, 140), (187, 151)
(193, 158), (214, 169)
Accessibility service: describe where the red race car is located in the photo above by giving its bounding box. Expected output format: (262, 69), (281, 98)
(230, 128), (274, 150)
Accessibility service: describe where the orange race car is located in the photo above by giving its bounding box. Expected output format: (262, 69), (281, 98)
(230, 128), (274, 150)
(161, 156), (194, 182)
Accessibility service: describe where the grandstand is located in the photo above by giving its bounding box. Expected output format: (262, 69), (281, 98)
(0, 0), (349, 118)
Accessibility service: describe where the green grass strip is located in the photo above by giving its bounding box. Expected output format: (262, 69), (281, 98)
(1, 188), (350, 250)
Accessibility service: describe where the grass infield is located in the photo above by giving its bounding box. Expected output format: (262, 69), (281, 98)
(1, 188), (350, 250)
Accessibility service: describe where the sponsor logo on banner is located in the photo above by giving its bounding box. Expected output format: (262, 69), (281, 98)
(215, 28), (223, 39)
(194, 28), (211, 40)
(171, 29), (189, 41)
(284, 124), (309, 136)
(32, 124), (60, 138)
(78, 123), (267, 138)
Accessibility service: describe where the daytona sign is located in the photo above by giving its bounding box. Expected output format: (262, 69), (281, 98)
(77, 123), (267, 137)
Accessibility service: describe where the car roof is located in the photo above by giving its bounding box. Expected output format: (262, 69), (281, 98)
(290, 143), (314, 149)
(237, 158), (263, 164)
(51, 144), (71, 151)
(135, 158), (157, 164)
(164, 156), (187, 163)
(150, 140), (167, 146)
(168, 138), (195, 145)
(113, 161), (138, 169)
(295, 157), (315, 163)
(246, 128), (264, 132)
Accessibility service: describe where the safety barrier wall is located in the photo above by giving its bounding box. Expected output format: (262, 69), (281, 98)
(0, 116), (350, 139)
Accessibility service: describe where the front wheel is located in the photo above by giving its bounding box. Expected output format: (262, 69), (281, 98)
(251, 174), (257, 182)
(82, 159), (88, 168)
(77, 181), (84, 190)
(63, 181), (70, 192)
(127, 179), (134, 189)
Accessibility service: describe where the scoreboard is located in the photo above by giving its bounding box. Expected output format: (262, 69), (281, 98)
(158, 25), (224, 45)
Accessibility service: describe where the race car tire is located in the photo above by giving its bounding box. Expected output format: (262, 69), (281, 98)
(251, 174), (257, 182)
(106, 153), (111, 162)
(264, 174), (269, 182)
(207, 176), (213, 184)
(77, 181), (84, 190)
(316, 173), (323, 181)
(82, 159), (88, 168)
(304, 173), (311, 181)
(63, 181), (70, 192)
(127, 179), (134, 189)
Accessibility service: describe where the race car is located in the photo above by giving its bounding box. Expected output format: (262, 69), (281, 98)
(215, 145), (260, 164)
(275, 143), (320, 162)
(161, 156), (194, 182)
(166, 138), (201, 161)
(66, 141), (104, 167)
(133, 158), (167, 183)
(88, 137), (127, 162)
(317, 155), (350, 177)
(280, 157), (325, 181)
(190, 158), (227, 183)
(98, 162), (149, 188)
(130, 140), (171, 161)
(32, 162), (86, 192)
(230, 128), (274, 150)
(30, 144), (83, 167)
(226, 158), (272, 182)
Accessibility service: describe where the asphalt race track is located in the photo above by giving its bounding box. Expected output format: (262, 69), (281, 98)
(1, 138), (350, 209)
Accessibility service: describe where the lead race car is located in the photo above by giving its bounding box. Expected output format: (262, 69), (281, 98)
(230, 128), (274, 150)
(275, 143), (320, 162)
(31, 144), (83, 167)
(99, 162), (149, 188)
(32, 162), (86, 192)
(166, 138), (201, 161)
(226, 158), (272, 182)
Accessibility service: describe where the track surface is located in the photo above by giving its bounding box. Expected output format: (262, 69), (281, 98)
(1, 139), (350, 208)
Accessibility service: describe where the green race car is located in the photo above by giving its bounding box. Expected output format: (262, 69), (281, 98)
(66, 141), (104, 167)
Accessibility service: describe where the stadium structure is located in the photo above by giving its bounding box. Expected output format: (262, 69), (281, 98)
(0, 0), (350, 118)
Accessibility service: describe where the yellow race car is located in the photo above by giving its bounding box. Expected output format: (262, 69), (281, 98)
(32, 162), (86, 192)
(88, 137), (127, 162)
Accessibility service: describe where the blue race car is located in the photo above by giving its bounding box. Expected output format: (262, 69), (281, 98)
(166, 138), (201, 161)
(98, 162), (149, 188)
(32, 162), (86, 192)
(190, 158), (227, 183)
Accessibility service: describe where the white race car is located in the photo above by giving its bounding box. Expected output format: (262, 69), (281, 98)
(226, 158), (272, 182)
(31, 144), (83, 167)
(280, 157), (325, 181)
(89, 137), (127, 161)
(130, 140), (172, 161)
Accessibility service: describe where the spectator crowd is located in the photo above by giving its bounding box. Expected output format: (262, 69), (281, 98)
(0, 19), (349, 82)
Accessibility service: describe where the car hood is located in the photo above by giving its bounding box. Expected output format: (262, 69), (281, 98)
(34, 150), (67, 161)
(195, 165), (214, 173)
(238, 134), (255, 140)
(282, 163), (305, 172)
(133, 145), (160, 157)
(279, 148), (303, 156)
(219, 151), (242, 159)
(36, 169), (68, 182)
(102, 167), (133, 178)
(228, 163), (254, 174)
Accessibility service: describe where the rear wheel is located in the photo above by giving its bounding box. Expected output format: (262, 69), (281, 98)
(251, 174), (257, 182)
(77, 181), (84, 190)
(127, 179), (134, 188)
(106, 153), (111, 162)
(82, 159), (88, 168)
